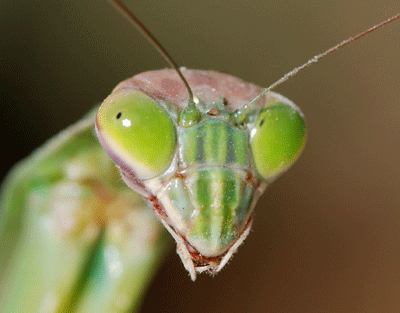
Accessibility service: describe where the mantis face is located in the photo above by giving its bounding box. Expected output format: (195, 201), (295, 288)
(96, 68), (306, 280)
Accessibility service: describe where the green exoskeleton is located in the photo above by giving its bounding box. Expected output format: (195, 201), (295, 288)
(0, 108), (171, 312)
(0, 0), (399, 310)
(96, 69), (306, 280)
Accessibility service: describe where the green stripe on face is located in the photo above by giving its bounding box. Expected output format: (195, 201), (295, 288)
(181, 124), (199, 164)
(208, 170), (225, 246)
(203, 121), (214, 163)
(236, 183), (254, 226)
(213, 121), (228, 164)
(232, 130), (248, 166)
(220, 170), (240, 246)
(190, 170), (212, 239)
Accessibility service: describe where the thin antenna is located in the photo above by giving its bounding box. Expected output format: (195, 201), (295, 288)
(245, 13), (400, 110)
(107, 0), (195, 107)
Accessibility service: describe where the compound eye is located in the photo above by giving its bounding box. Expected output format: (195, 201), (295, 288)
(96, 90), (176, 180)
(250, 99), (306, 181)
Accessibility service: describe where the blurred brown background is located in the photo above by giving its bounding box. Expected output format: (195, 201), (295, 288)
(1, 0), (399, 312)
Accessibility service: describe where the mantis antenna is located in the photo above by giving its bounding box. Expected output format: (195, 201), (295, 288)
(243, 13), (400, 112)
(107, 0), (195, 107)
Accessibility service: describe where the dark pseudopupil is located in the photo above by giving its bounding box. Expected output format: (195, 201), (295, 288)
(116, 112), (122, 119)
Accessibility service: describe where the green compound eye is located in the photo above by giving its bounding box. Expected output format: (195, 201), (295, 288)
(96, 90), (176, 180)
(250, 100), (306, 181)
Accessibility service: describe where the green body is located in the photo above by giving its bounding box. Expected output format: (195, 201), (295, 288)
(0, 108), (170, 312)
(0, 68), (306, 304)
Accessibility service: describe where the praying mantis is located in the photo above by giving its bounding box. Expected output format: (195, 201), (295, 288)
(1, 0), (399, 312)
